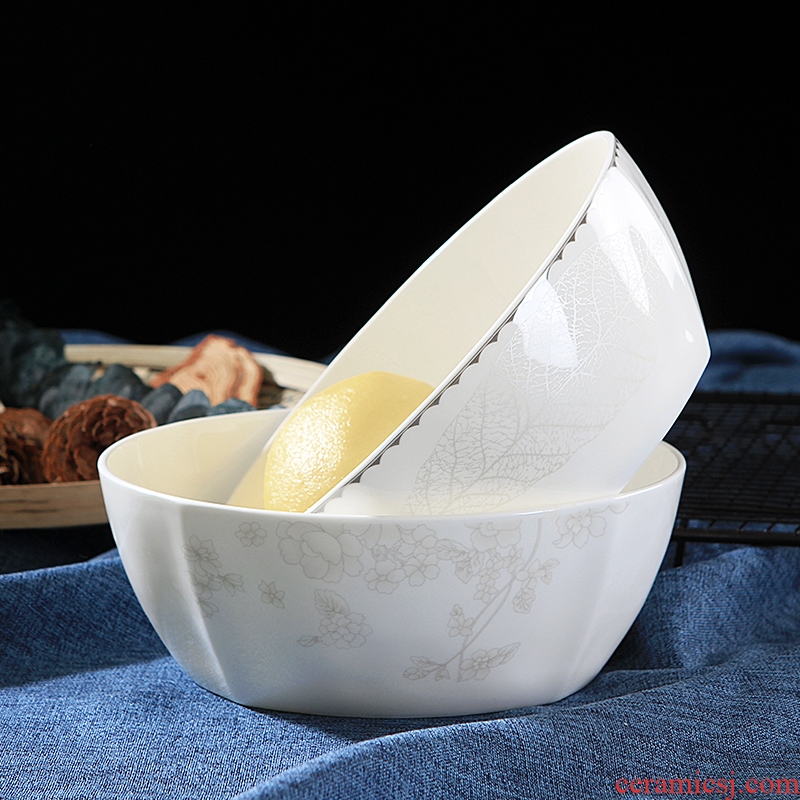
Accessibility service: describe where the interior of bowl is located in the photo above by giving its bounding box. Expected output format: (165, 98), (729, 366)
(101, 409), (287, 504)
(100, 407), (683, 513)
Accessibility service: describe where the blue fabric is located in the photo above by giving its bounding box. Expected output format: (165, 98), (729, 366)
(2, 329), (800, 798)
(698, 329), (800, 393)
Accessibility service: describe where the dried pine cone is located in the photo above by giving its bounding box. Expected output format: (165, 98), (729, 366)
(42, 394), (157, 482)
(0, 407), (52, 485)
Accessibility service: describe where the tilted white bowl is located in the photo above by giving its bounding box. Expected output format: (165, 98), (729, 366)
(100, 408), (685, 718)
(229, 130), (707, 516)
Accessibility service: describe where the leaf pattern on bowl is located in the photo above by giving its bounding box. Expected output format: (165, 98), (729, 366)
(403, 227), (660, 515)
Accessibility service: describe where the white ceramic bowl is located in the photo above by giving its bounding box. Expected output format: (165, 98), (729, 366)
(230, 130), (707, 516)
(100, 408), (685, 718)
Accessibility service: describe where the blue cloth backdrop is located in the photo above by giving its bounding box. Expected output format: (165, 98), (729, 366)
(1, 330), (799, 799)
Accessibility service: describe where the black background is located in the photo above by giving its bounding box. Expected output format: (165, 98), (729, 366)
(4, 10), (793, 363)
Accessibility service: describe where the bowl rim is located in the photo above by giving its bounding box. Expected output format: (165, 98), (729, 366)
(98, 408), (686, 524)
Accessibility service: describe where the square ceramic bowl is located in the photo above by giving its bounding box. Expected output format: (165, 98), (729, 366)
(230, 131), (708, 516)
(99, 408), (685, 718)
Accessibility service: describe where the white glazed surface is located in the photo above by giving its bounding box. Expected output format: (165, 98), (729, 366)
(228, 131), (707, 515)
(315, 133), (706, 515)
(100, 409), (685, 718)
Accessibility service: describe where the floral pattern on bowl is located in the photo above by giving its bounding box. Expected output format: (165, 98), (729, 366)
(146, 477), (672, 715)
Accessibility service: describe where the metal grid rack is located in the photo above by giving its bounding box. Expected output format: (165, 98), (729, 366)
(665, 392), (800, 545)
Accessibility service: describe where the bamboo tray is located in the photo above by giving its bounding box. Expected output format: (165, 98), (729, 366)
(0, 344), (326, 530)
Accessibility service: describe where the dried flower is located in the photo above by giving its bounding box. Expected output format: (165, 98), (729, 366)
(42, 394), (156, 482)
(0, 407), (52, 484)
(149, 334), (264, 406)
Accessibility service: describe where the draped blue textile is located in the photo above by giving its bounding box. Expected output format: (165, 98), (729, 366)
(2, 330), (799, 799)
(697, 329), (800, 394)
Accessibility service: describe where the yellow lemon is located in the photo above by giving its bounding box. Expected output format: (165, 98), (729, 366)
(263, 371), (434, 512)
